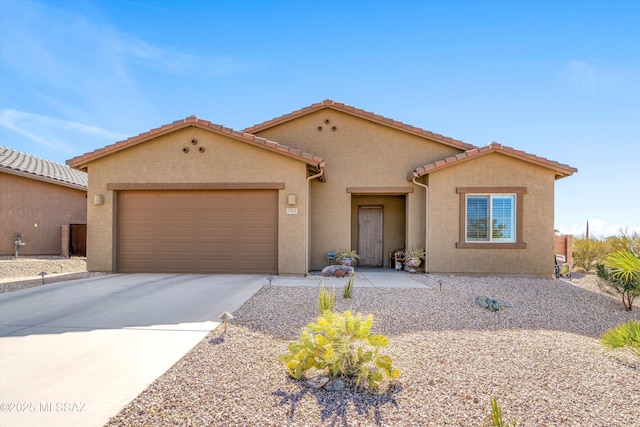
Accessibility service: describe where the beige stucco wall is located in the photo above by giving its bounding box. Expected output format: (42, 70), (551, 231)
(83, 126), (309, 274)
(426, 153), (557, 277)
(0, 172), (86, 255)
(253, 109), (461, 270)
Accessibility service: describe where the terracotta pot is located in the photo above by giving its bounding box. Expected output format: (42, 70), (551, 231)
(405, 258), (421, 268)
(340, 257), (352, 266)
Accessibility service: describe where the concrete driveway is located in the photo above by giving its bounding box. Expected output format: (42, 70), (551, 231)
(0, 274), (266, 427)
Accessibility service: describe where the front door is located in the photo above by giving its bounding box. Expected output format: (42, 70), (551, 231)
(358, 206), (383, 267)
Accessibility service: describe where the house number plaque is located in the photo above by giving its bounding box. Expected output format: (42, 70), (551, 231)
(286, 208), (298, 215)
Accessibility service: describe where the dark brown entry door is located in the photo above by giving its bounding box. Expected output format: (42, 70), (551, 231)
(358, 206), (383, 267)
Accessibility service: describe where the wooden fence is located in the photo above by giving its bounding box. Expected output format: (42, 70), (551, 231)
(554, 234), (573, 266)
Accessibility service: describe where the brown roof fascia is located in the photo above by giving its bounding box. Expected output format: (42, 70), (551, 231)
(67, 117), (325, 173)
(408, 142), (578, 181)
(244, 99), (477, 151)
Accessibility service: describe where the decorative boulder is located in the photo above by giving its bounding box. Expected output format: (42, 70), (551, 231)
(321, 265), (355, 277)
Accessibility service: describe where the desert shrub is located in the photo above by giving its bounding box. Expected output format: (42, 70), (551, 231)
(277, 310), (401, 390)
(343, 272), (355, 299)
(600, 320), (640, 359)
(572, 234), (607, 272)
(486, 398), (517, 427)
(318, 279), (335, 312)
(596, 250), (640, 311)
(605, 229), (640, 256)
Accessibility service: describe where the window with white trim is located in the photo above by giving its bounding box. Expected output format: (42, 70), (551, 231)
(466, 194), (516, 243)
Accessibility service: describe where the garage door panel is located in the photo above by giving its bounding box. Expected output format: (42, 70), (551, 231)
(117, 190), (278, 273)
(160, 227), (199, 238)
(120, 226), (156, 238)
(237, 228), (277, 239)
(159, 243), (197, 253)
(201, 227), (237, 237)
(119, 259), (160, 271)
(120, 243), (157, 254)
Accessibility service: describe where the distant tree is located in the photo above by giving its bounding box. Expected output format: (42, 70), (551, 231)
(605, 228), (640, 257)
(572, 234), (607, 272)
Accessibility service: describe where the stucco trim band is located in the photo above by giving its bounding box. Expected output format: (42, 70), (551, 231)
(346, 187), (414, 194)
(106, 182), (286, 190)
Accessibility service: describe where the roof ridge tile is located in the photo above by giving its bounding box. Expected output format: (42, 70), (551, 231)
(1, 145), (87, 188)
(66, 117), (325, 170)
(243, 100), (477, 151)
(410, 141), (577, 180)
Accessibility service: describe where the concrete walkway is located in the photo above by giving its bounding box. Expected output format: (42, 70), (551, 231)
(274, 269), (427, 288)
(0, 274), (265, 427)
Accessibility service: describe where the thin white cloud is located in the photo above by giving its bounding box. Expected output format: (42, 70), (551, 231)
(566, 60), (640, 93)
(0, 109), (128, 153)
(0, 0), (259, 132)
(125, 36), (255, 76)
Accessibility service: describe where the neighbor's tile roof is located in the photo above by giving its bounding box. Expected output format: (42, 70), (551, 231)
(244, 99), (478, 151)
(409, 142), (578, 180)
(0, 146), (87, 190)
(67, 116), (325, 172)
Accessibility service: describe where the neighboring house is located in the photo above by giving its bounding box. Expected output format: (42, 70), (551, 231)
(1, 146), (88, 257)
(67, 100), (576, 277)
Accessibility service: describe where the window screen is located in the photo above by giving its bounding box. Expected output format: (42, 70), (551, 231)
(466, 194), (516, 243)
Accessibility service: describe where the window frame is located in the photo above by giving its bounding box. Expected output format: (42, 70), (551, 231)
(456, 187), (527, 249)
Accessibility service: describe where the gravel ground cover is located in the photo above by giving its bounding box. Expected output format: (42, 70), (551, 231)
(0, 256), (100, 292)
(106, 274), (640, 427)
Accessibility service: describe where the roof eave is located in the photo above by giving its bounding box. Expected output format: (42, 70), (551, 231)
(0, 168), (87, 191)
(67, 119), (326, 172)
(67, 121), (195, 169)
(409, 147), (577, 180)
(245, 100), (477, 152)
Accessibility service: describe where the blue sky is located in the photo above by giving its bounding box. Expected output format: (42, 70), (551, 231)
(1, 0), (638, 237)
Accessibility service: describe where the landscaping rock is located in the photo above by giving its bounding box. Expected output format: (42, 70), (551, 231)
(321, 265), (354, 277)
(306, 375), (330, 389)
(324, 378), (344, 391)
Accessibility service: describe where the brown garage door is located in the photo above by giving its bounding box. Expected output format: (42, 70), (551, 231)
(117, 190), (278, 273)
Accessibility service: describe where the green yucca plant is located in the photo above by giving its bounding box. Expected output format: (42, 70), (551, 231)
(318, 279), (335, 312)
(600, 320), (640, 360)
(278, 310), (401, 390)
(486, 398), (517, 427)
(343, 272), (355, 299)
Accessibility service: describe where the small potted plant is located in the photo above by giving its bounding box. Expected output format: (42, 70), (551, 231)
(405, 248), (425, 269)
(337, 250), (360, 266)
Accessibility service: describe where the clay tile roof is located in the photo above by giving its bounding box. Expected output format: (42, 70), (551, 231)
(1, 146), (87, 190)
(409, 141), (577, 180)
(244, 99), (477, 151)
(66, 117), (325, 173)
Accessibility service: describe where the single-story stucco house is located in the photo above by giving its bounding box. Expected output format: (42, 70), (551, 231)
(1, 146), (88, 257)
(67, 100), (576, 277)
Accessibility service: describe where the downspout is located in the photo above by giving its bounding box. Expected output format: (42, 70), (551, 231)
(412, 174), (429, 273)
(305, 165), (325, 275)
